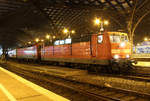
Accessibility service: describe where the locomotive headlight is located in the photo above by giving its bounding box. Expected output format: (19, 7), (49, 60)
(126, 54), (130, 58)
(120, 42), (126, 47)
(114, 54), (119, 59)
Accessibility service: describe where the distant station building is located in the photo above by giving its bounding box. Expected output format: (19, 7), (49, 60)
(134, 41), (150, 54)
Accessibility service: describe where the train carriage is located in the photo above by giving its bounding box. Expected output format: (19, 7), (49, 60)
(41, 31), (134, 71)
(16, 45), (39, 60)
(8, 31), (135, 72)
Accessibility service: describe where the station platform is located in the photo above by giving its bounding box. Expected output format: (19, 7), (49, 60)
(0, 67), (70, 101)
(134, 61), (150, 67)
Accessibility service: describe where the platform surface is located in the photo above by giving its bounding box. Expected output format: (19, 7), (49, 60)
(133, 61), (150, 67)
(0, 67), (70, 101)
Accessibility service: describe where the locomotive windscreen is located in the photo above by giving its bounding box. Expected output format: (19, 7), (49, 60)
(109, 34), (128, 43)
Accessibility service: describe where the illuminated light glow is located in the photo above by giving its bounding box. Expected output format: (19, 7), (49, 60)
(60, 40), (65, 45)
(94, 18), (100, 25)
(111, 49), (120, 53)
(124, 49), (131, 53)
(54, 40), (60, 45)
(137, 43), (140, 46)
(28, 42), (31, 44)
(24, 50), (36, 54)
(144, 38), (148, 41)
(65, 38), (72, 44)
(114, 54), (119, 59)
(0, 48), (3, 55)
(41, 39), (44, 42)
(112, 49), (130, 54)
(53, 36), (56, 39)
(71, 30), (75, 34)
(126, 54), (130, 58)
(63, 28), (68, 34)
(35, 38), (39, 42)
(8, 49), (16, 57)
(46, 35), (50, 39)
(120, 42), (126, 47)
(104, 20), (109, 25)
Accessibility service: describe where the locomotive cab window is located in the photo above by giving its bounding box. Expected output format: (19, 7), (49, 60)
(110, 34), (129, 43)
(98, 35), (103, 43)
(120, 35), (128, 42)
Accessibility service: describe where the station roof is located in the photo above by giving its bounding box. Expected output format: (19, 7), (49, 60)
(0, 0), (149, 48)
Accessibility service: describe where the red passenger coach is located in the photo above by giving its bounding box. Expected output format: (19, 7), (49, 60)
(17, 45), (39, 60)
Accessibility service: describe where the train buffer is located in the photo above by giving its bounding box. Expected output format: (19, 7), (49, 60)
(0, 67), (70, 101)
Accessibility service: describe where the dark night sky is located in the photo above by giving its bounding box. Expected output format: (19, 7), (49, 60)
(0, 0), (149, 48)
(134, 14), (150, 44)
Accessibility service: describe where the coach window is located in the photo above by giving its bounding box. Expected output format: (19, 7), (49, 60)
(54, 40), (60, 45)
(60, 40), (65, 45)
(98, 35), (103, 43)
(65, 38), (72, 44)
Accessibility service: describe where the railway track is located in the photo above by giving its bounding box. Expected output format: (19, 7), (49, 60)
(96, 73), (150, 82)
(5, 60), (150, 82)
(1, 63), (150, 101)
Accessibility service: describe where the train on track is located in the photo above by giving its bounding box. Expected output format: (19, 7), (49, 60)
(8, 31), (136, 72)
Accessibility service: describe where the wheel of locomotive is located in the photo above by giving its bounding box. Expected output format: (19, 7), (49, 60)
(111, 63), (121, 73)
(125, 63), (134, 73)
(104, 66), (113, 73)
(87, 64), (101, 74)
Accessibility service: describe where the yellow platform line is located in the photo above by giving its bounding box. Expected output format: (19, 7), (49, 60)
(133, 61), (150, 67)
(0, 84), (17, 101)
(0, 67), (70, 101)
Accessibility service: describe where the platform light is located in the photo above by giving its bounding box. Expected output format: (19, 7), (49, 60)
(41, 39), (44, 42)
(28, 41), (31, 44)
(53, 36), (56, 39)
(35, 38), (39, 42)
(63, 28), (68, 34)
(94, 18), (100, 25)
(104, 20), (109, 25)
(71, 30), (75, 34)
(144, 38), (148, 41)
(46, 35), (50, 39)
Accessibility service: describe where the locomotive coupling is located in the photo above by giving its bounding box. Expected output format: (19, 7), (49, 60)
(110, 59), (137, 72)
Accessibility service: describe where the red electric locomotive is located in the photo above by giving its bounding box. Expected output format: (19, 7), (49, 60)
(41, 31), (134, 72)
(8, 31), (135, 72)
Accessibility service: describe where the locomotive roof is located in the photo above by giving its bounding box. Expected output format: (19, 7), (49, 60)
(108, 32), (128, 36)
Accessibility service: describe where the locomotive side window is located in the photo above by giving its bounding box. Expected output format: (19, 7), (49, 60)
(65, 38), (72, 44)
(54, 40), (60, 45)
(60, 40), (65, 45)
(98, 35), (103, 43)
